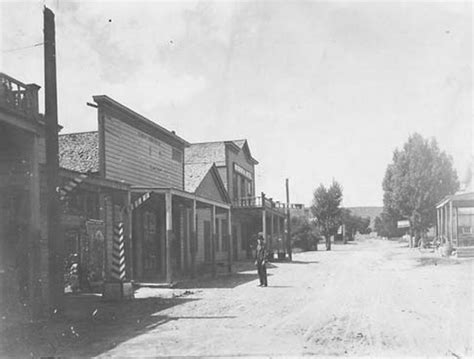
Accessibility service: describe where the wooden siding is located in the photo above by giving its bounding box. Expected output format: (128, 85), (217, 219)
(226, 144), (255, 199)
(102, 115), (184, 189)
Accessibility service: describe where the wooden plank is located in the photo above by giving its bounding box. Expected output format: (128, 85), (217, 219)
(102, 115), (184, 188)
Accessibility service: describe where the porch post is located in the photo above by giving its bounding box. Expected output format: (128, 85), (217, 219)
(126, 190), (133, 280)
(211, 205), (216, 277)
(180, 207), (186, 273)
(455, 207), (459, 247)
(227, 208), (232, 273)
(449, 201), (453, 244)
(270, 212), (274, 252)
(262, 193), (266, 240)
(444, 205), (448, 243)
(190, 199), (197, 278)
(436, 208), (439, 243)
(165, 190), (173, 283)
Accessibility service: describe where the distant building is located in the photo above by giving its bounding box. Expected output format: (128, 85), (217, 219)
(436, 192), (474, 257)
(289, 203), (312, 220)
(186, 140), (286, 259)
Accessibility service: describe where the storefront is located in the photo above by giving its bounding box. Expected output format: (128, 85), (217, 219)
(185, 139), (286, 260)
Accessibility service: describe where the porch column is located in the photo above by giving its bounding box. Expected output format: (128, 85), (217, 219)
(165, 190), (173, 283)
(211, 205), (216, 277)
(126, 190), (133, 280)
(227, 209), (232, 273)
(190, 199), (197, 278)
(436, 208), (439, 242)
(180, 207), (186, 273)
(270, 212), (274, 251)
(262, 192), (267, 241)
(444, 205), (448, 243)
(455, 207), (459, 247)
(449, 201), (453, 244)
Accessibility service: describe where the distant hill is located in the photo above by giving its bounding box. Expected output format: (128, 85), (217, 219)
(344, 206), (383, 229)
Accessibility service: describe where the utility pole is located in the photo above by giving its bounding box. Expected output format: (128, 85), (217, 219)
(44, 7), (62, 312)
(285, 178), (292, 261)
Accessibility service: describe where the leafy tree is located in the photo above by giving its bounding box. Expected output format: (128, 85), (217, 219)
(374, 211), (405, 238)
(291, 216), (320, 251)
(382, 133), (459, 246)
(340, 209), (371, 242)
(311, 181), (343, 250)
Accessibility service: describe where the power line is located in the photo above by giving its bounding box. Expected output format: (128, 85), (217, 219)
(1, 42), (44, 54)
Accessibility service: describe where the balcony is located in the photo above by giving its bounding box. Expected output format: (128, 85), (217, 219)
(0, 72), (40, 119)
(232, 194), (286, 213)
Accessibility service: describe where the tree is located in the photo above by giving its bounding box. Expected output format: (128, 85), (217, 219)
(311, 181), (343, 250)
(374, 211), (405, 238)
(382, 133), (459, 246)
(340, 209), (371, 242)
(291, 216), (320, 251)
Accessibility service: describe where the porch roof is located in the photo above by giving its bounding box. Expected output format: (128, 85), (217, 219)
(131, 186), (231, 210)
(436, 192), (474, 209)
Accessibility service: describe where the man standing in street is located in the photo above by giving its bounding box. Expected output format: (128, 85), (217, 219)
(255, 232), (268, 287)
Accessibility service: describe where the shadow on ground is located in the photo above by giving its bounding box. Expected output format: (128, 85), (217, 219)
(414, 256), (461, 267)
(176, 272), (261, 289)
(0, 294), (198, 358)
(287, 260), (319, 265)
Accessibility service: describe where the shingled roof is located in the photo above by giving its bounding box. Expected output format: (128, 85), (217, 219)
(185, 142), (227, 167)
(59, 131), (99, 173)
(184, 162), (231, 203)
(184, 139), (258, 166)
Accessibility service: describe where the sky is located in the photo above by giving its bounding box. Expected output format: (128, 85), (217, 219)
(1, 0), (472, 207)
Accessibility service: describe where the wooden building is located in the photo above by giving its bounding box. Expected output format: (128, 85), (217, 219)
(0, 73), (50, 321)
(436, 192), (474, 257)
(56, 148), (131, 292)
(75, 95), (232, 283)
(185, 140), (286, 260)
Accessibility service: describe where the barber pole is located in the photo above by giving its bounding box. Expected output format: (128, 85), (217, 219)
(111, 222), (126, 281)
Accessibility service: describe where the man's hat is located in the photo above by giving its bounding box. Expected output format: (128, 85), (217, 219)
(258, 232), (264, 237)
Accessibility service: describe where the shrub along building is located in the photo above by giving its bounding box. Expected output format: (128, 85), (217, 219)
(185, 140), (286, 260)
(60, 95), (232, 285)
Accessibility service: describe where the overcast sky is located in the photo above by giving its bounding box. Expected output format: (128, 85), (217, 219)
(1, 0), (472, 206)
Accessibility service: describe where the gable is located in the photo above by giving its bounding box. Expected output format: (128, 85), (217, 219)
(195, 169), (229, 204)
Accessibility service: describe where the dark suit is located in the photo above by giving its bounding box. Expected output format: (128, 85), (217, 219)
(255, 239), (267, 286)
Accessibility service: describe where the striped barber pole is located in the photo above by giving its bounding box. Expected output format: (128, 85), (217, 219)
(58, 172), (88, 200)
(127, 192), (151, 212)
(111, 222), (126, 281)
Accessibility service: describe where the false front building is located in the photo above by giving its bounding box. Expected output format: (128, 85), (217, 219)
(69, 96), (232, 283)
(185, 140), (286, 260)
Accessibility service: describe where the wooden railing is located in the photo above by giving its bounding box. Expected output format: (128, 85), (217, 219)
(0, 72), (40, 118)
(232, 193), (286, 212)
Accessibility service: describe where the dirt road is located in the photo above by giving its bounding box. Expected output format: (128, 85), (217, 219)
(103, 239), (473, 357)
(1, 238), (472, 357)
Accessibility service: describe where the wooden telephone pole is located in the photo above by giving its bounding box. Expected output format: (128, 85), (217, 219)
(286, 178), (292, 261)
(44, 7), (62, 311)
